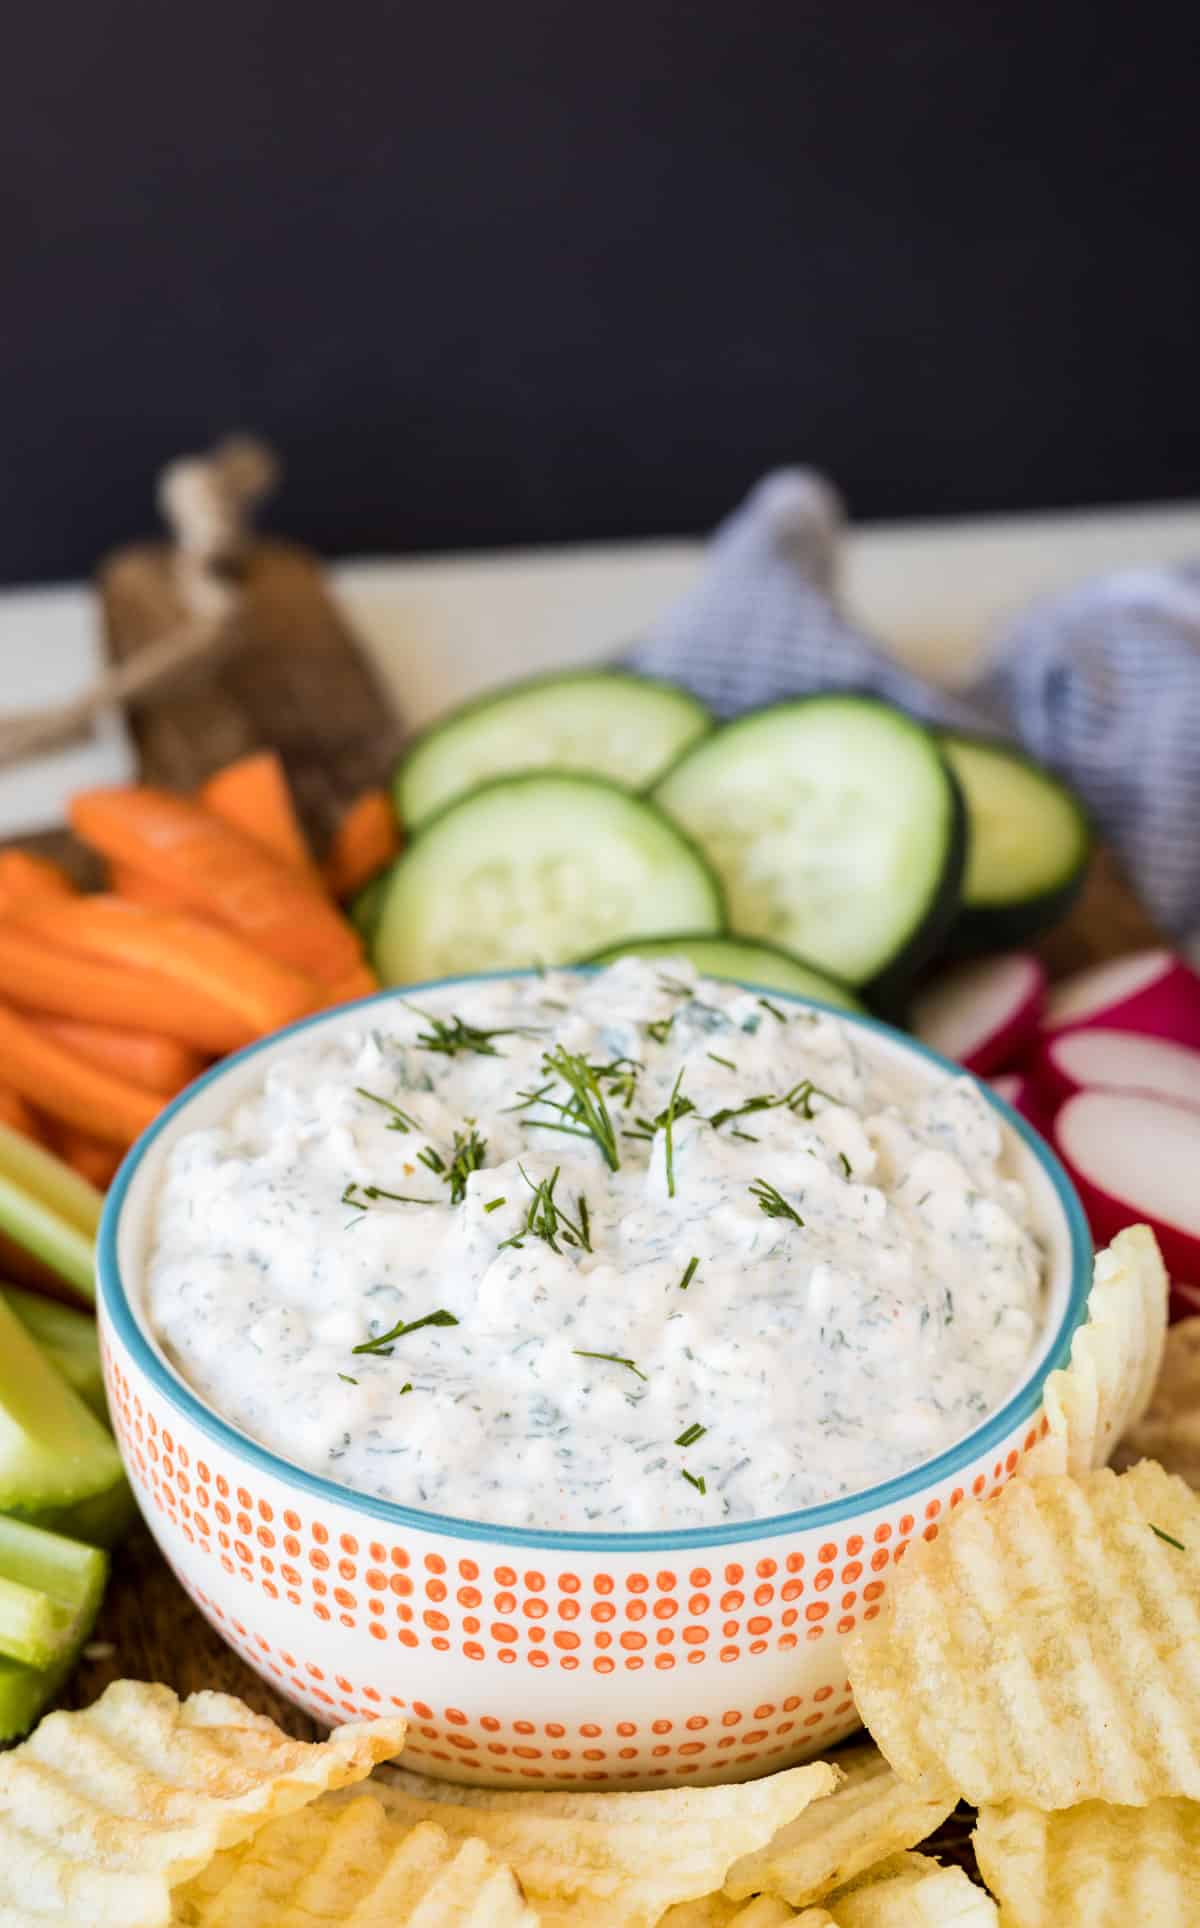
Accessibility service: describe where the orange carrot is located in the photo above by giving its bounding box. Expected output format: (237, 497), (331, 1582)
(320, 962), (381, 1008)
(0, 924), (253, 1053)
(109, 862), (192, 910)
(50, 1125), (123, 1190)
(0, 850), (77, 913)
(323, 790), (401, 900)
(200, 751), (316, 876)
(13, 896), (319, 1038)
(0, 1085), (41, 1138)
(33, 1017), (207, 1097)
(0, 1000), (161, 1146)
(71, 787), (363, 983)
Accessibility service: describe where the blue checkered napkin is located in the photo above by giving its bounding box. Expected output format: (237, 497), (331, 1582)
(625, 470), (1200, 939)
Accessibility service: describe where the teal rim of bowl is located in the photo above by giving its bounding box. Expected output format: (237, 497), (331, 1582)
(99, 967), (1094, 1555)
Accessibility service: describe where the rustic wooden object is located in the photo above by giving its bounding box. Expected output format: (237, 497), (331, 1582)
(99, 536), (405, 850)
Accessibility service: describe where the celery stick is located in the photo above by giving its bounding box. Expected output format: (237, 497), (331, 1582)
(0, 1514), (107, 1673)
(0, 1297), (122, 1511)
(31, 1474), (137, 1549)
(0, 1574), (58, 1669)
(3, 1285), (107, 1421)
(0, 1122), (103, 1238)
(0, 1584), (106, 1743)
(0, 1172), (95, 1304)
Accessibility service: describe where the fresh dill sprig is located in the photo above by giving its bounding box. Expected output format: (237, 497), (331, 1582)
(484, 1195), (506, 1214)
(498, 1165), (592, 1253)
(337, 1373), (358, 1385)
(749, 1179), (805, 1227)
(1151, 1523), (1186, 1551)
(838, 1151), (852, 1177)
(417, 1145), (447, 1174)
(352, 1308), (459, 1357)
(674, 1421), (706, 1447)
(444, 1126), (487, 1205)
(535, 1046), (622, 1169)
(662, 1067), (688, 1198)
(708, 1079), (838, 1131)
(706, 1051), (737, 1071)
(572, 1350), (647, 1381)
(758, 997), (788, 1022)
(341, 1181), (435, 1210)
(645, 1013), (675, 1045)
(406, 1004), (535, 1058)
(355, 1088), (419, 1132)
(400, 1381), (413, 1394)
(681, 1468), (707, 1494)
(677, 1255), (699, 1291)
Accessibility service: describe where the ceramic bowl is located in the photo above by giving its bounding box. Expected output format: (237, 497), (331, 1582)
(97, 972), (1091, 1788)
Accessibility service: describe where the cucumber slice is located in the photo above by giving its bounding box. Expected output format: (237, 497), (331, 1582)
(396, 671), (713, 831)
(0, 1122), (100, 1304)
(372, 773), (724, 984)
(0, 1514), (107, 1670)
(652, 697), (965, 998)
(583, 934), (864, 1011)
(0, 1295), (123, 1513)
(4, 1286), (106, 1421)
(939, 732), (1091, 951)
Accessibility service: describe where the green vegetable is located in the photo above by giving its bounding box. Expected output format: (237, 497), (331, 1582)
(4, 1285), (107, 1421)
(0, 1295), (123, 1513)
(0, 1122), (100, 1304)
(0, 1513), (107, 1670)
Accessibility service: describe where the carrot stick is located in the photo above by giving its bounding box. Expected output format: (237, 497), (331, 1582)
(0, 851), (77, 903)
(46, 1124), (123, 1190)
(109, 862), (192, 910)
(200, 751), (317, 877)
(0, 924), (253, 1053)
(71, 788), (363, 983)
(32, 1017), (207, 1097)
(0, 1000), (161, 1146)
(323, 790), (401, 900)
(13, 896), (319, 1038)
(320, 962), (381, 1008)
(0, 1086), (41, 1139)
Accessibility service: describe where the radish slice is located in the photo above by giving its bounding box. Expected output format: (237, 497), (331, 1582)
(1043, 949), (1200, 1050)
(1055, 1091), (1200, 1282)
(1037, 1027), (1200, 1112)
(911, 953), (1046, 1075)
(988, 1072), (1054, 1139)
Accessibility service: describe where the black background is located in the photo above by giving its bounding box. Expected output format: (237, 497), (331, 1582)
(3, 2), (1197, 583)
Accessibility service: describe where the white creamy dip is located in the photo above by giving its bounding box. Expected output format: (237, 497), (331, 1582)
(147, 960), (1046, 1531)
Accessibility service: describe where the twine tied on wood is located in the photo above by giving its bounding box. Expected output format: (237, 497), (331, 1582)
(0, 435), (278, 769)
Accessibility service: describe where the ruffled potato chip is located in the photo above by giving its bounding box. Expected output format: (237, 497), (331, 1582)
(173, 1792), (535, 1925)
(1117, 1315), (1200, 1486)
(793, 1852), (997, 1926)
(1024, 1226), (1167, 1478)
(844, 1459), (1200, 1808)
(974, 1796), (1200, 1926)
(0, 1681), (404, 1926)
(367, 1756), (839, 1926)
(723, 1744), (956, 1906)
(660, 1893), (794, 1925)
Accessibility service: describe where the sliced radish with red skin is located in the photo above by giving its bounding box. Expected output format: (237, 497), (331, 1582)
(1054, 1091), (1200, 1283)
(1036, 1027), (1200, 1112)
(988, 1072), (1055, 1139)
(911, 952), (1046, 1075)
(1043, 949), (1200, 1051)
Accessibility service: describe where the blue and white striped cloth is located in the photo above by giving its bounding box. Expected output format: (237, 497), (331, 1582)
(626, 470), (1200, 939)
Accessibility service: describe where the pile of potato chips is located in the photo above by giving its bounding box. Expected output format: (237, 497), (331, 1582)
(7, 1226), (1200, 1925)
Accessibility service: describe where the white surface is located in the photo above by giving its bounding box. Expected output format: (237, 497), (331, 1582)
(334, 498), (1200, 729)
(0, 584), (134, 835)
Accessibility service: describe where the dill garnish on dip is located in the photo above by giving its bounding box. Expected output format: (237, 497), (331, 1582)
(146, 959), (1046, 1532)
